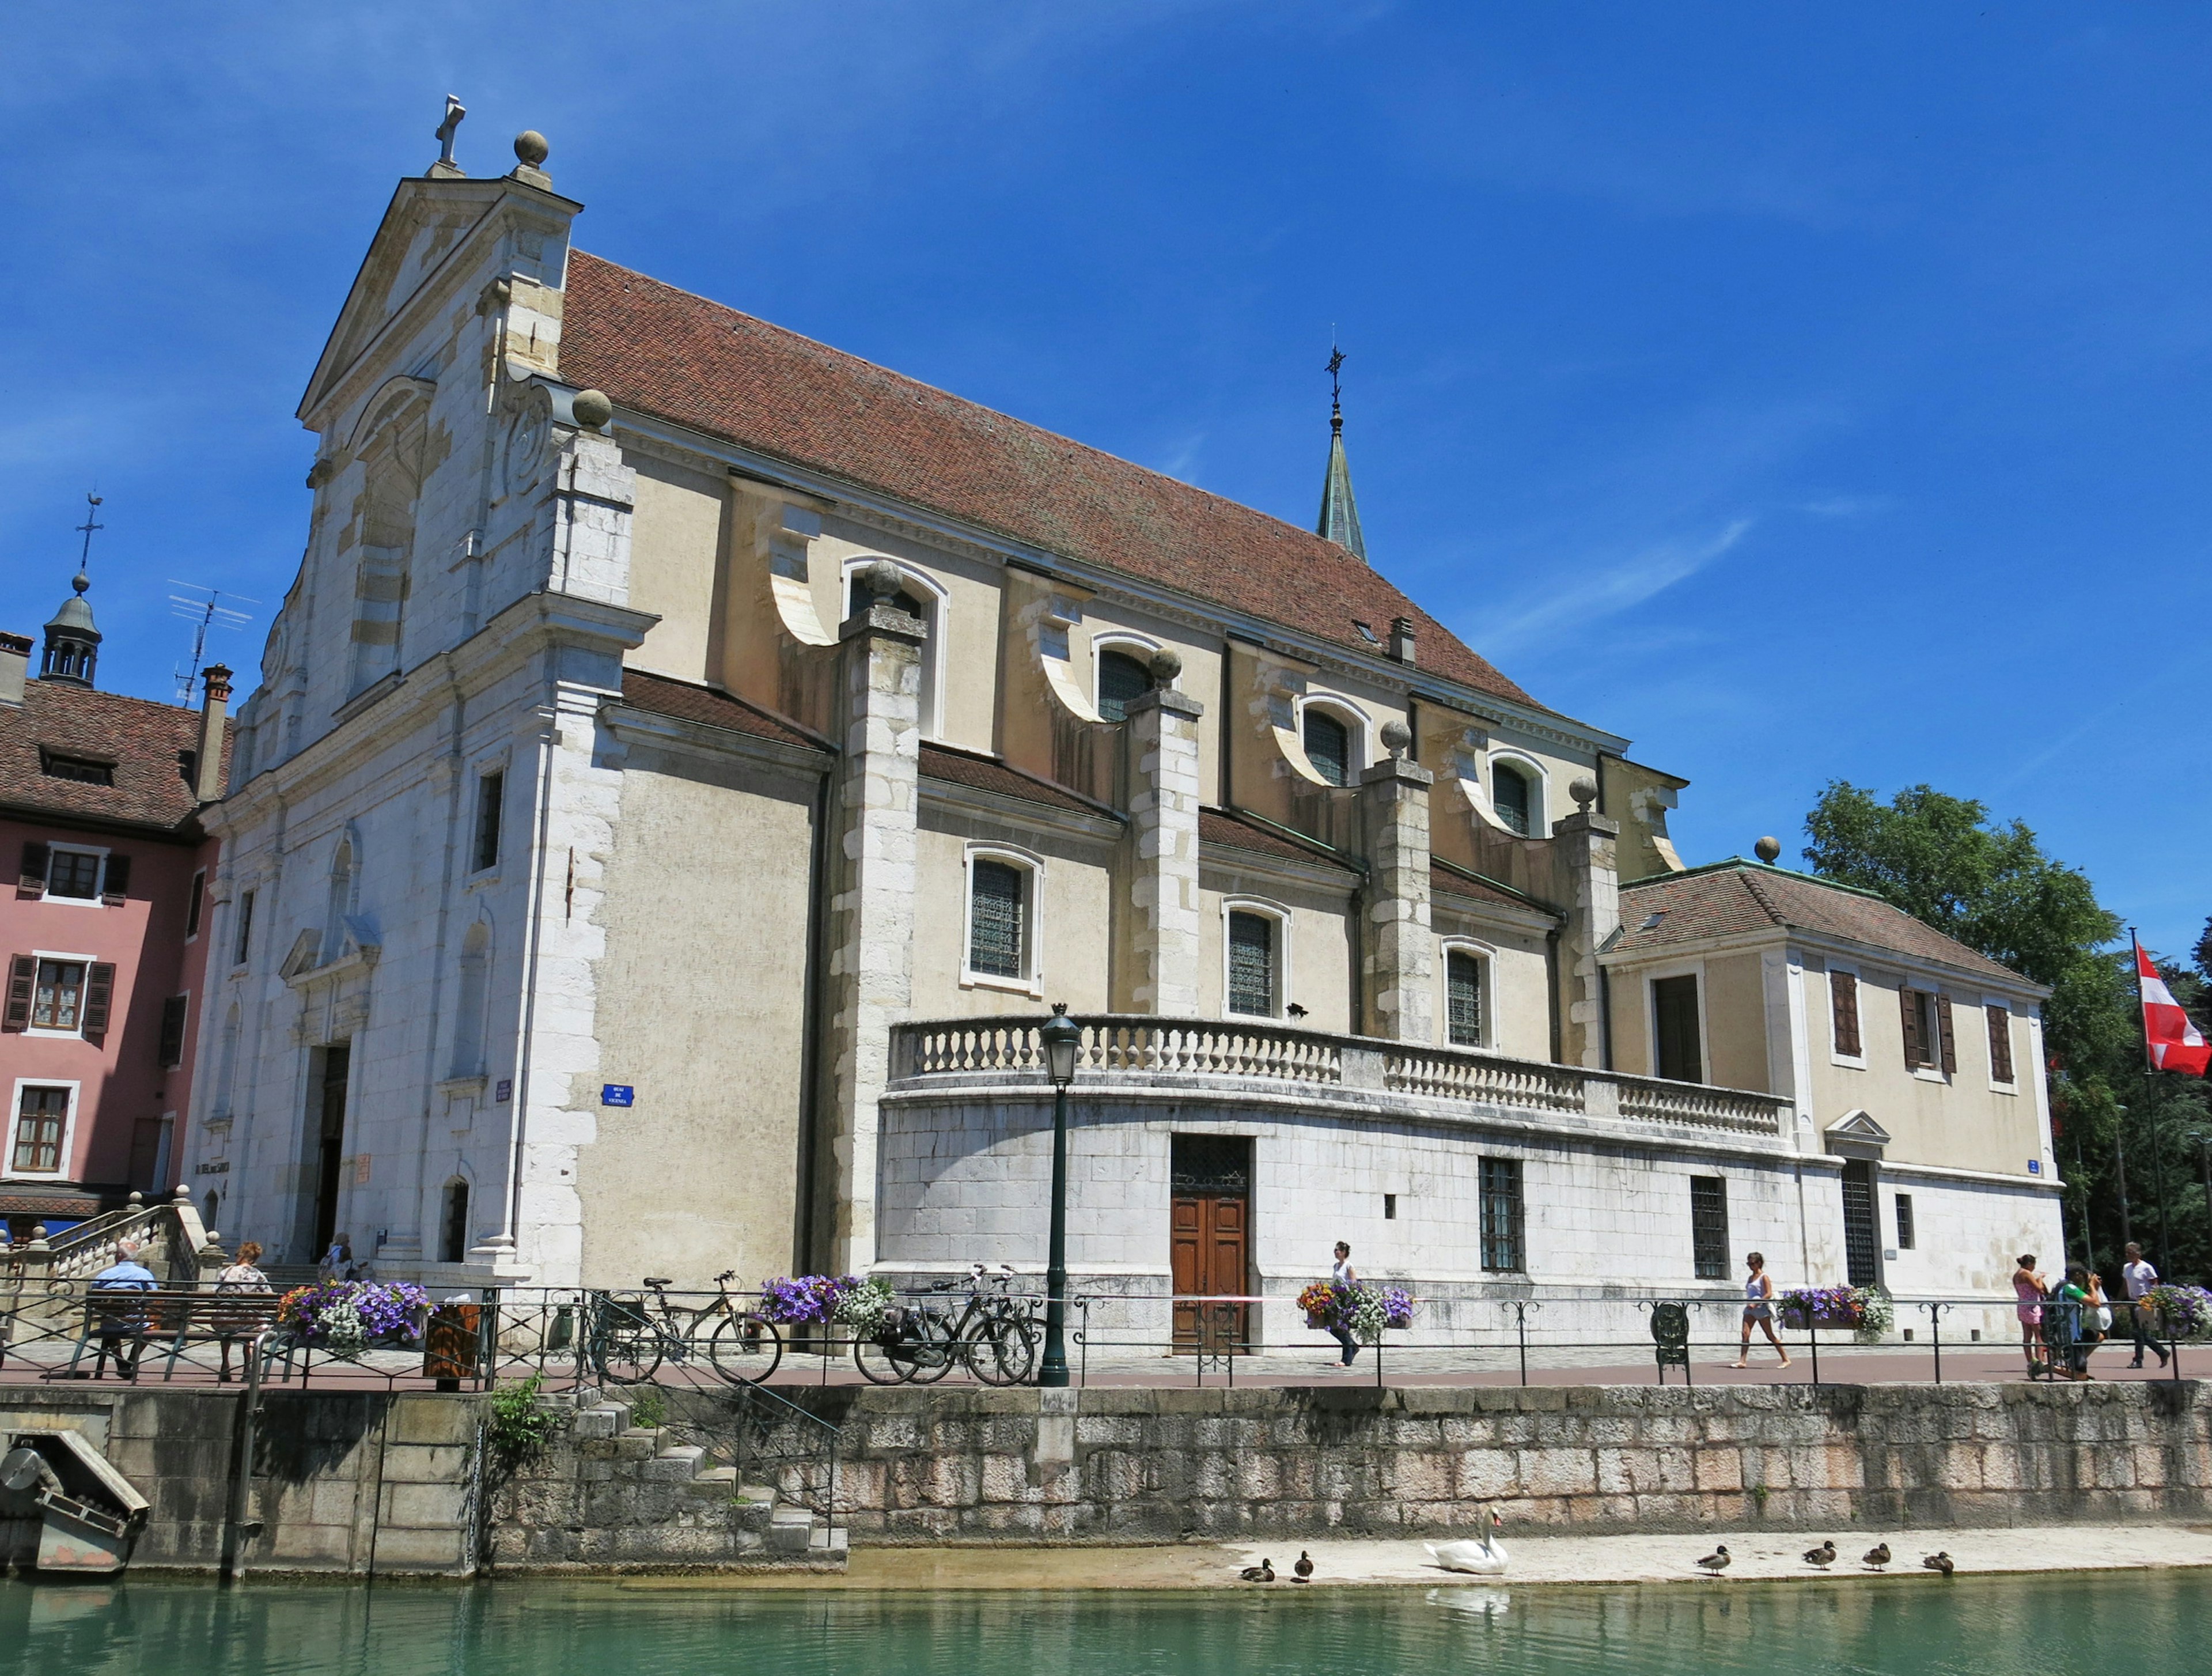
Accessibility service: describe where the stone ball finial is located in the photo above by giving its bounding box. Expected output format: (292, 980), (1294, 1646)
(514, 130), (550, 168)
(857, 560), (906, 603)
(1147, 648), (1183, 685)
(1380, 719), (1412, 759)
(1569, 775), (1599, 812)
(1755, 835), (1782, 864)
(570, 388), (613, 430)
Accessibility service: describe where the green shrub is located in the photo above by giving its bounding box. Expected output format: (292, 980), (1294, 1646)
(486, 1374), (561, 1463)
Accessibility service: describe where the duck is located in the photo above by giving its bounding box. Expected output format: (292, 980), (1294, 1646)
(1425, 1510), (1509, 1576)
(1922, 1552), (1955, 1576)
(1293, 1552), (1315, 1582)
(1862, 1542), (1891, 1571)
(1239, 1558), (1275, 1583)
(1803, 1540), (1837, 1569)
(1696, 1545), (1731, 1576)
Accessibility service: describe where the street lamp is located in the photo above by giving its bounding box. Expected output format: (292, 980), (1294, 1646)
(1038, 1003), (1082, 1387)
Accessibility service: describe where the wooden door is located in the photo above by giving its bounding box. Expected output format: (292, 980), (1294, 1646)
(1170, 1135), (1251, 1352)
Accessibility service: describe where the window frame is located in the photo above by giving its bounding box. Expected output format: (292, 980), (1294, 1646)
(960, 844), (1045, 997)
(1827, 960), (1866, 1068)
(6, 1079), (80, 1181)
(1645, 963), (1710, 1085)
(840, 555), (949, 740)
(1895, 1191), (1916, 1251)
(22, 949), (98, 1039)
(39, 843), (109, 907)
(1690, 1175), (1730, 1280)
(1292, 694), (1367, 788)
(1090, 632), (1164, 723)
(232, 888), (257, 969)
(1900, 983), (1955, 1082)
(1486, 750), (1551, 838)
(469, 765), (507, 877)
(1982, 997), (2018, 1092)
(1221, 898), (1290, 1020)
(1440, 939), (1493, 1050)
(1478, 1155), (1526, 1273)
(157, 991), (190, 1070)
(184, 869), (206, 941)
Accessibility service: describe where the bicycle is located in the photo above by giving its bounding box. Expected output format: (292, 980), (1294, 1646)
(854, 1265), (1038, 1386)
(588, 1270), (782, 1386)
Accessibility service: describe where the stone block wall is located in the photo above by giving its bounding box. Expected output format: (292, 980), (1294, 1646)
(789, 1380), (2212, 1542)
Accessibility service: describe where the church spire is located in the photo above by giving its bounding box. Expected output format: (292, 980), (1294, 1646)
(1315, 345), (1368, 562)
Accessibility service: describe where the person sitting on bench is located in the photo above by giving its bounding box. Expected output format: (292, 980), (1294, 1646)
(89, 1239), (160, 1380)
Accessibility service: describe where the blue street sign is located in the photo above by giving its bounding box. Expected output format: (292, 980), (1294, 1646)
(601, 1084), (635, 1107)
(2027, 1159), (2041, 1174)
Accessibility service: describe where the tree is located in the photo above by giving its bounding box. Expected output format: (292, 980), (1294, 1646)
(1804, 782), (2209, 1284)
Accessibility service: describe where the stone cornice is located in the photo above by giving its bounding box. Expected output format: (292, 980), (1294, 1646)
(600, 701), (832, 781)
(918, 775), (1124, 844)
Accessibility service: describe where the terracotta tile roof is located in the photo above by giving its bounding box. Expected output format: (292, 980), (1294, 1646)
(559, 252), (1545, 714)
(919, 741), (1116, 819)
(1615, 862), (2030, 989)
(0, 680), (222, 835)
(1200, 807), (1357, 874)
(1431, 860), (1557, 917)
(616, 668), (830, 752)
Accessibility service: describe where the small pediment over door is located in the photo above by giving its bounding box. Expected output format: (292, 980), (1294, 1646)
(1824, 1108), (1892, 1160)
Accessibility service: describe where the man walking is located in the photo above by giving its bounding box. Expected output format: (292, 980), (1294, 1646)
(2123, 1242), (2168, 1369)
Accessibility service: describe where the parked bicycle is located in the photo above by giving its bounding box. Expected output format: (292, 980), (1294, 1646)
(588, 1270), (782, 1386)
(855, 1265), (1038, 1386)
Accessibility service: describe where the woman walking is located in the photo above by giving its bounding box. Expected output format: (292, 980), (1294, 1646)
(1322, 1242), (1360, 1369)
(2013, 1254), (2049, 1375)
(1732, 1251), (1791, 1369)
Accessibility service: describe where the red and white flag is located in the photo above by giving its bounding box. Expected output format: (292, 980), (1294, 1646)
(2137, 940), (2211, 1077)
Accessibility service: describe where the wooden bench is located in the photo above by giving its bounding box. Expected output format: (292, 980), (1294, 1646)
(63, 1288), (283, 1382)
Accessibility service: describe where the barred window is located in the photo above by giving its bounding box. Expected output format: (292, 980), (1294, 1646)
(1096, 650), (1153, 723)
(1479, 1156), (1524, 1272)
(1446, 951), (1484, 1047)
(968, 859), (1027, 979)
(12, 1087), (69, 1173)
(1227, 911), (1278, 1017)
(1691, 1176), (1730, 1280)
(1302, 708), (1350, 786)
(1895, 1193), (1916, 1251)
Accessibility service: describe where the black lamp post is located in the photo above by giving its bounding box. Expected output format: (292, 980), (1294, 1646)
(1039, 1004), (1081, 1387)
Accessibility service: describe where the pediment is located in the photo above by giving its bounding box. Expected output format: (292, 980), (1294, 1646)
(1824, 1108), (1892, 1154)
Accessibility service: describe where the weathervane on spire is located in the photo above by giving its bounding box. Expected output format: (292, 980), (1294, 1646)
(72, 492), (103, 592)
(1327, 343), (1346, 429)
(435, 94), (467, 172)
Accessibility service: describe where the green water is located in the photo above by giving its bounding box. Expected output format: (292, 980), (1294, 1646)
(0, 1572), (2198, 1675)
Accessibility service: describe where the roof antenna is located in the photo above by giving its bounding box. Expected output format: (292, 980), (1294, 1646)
(71, 492), (103, 595)
(169, 582), (259, 705)
(433, 94), (467, 176)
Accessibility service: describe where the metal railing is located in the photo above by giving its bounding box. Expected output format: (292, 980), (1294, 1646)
(890, 1014), (1793, 1138)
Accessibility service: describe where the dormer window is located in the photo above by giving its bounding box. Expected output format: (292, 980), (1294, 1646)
(1493, 763), (1533, 835)
(1302, 708), (1351, 787)
(39, 751), (114, 786)
(1096, 650), (1153, 723)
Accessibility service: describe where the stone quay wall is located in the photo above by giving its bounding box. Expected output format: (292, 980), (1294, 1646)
(787, 1379), (2212, 1543)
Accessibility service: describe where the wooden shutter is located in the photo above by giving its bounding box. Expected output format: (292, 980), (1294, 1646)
(1900, 982), (1922, 1068)
(1934, 993), (1957, 1075)
(17, 842), (47, 893)
(1831, 970), (1861, 1057)
(3, 954), (33, 1031)
(158, 994), (189, 1068)
(1986, 1004), (2014, 1083)
(81, 963), (116, 1041)
(100, 852), (131, 905)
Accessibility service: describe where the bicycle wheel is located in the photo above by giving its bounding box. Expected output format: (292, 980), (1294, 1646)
(708, 1312), (784, 1385)
(854, 1327), (916, 1385)
(900, 1308), (961, 1384)
(964, 1314), (1037, 1386)
(590, 1297), (664, 1384)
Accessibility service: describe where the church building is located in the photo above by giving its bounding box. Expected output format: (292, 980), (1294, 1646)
(187, 123), (2061, 1337)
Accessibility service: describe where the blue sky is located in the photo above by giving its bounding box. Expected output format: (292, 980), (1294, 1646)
(5, 5), (2207, 958)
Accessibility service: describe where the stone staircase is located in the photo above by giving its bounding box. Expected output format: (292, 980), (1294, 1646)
(538, 1394), (846, 1570)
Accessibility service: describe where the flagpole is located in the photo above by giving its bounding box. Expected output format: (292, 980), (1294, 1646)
(2131, 929), (2176, 1277)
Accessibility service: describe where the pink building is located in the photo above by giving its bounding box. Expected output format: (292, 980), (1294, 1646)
(0, 573), (229, 1243)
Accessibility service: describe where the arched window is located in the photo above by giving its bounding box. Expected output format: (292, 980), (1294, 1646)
(1302, 708), (1352, 787)
(451, 921), (491, 1077)
(440, 1179), (470, 1264)
(1225, 906), (1285, 1018)
(963, 846), (1043, 992)
(203, 1190), (219, 1232)
(347, 392), (430, 694)
(1096, 649), (1154, 722)
(1446, 949), (1486, 1048)
(1492, 762), (1533, 836)
(843, 559), (947, 737)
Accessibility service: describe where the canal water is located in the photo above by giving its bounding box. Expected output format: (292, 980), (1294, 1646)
(1, 1571), (2200, 1674)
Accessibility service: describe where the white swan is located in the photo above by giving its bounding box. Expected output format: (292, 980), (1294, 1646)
(1425, 1511), (1509, 1575)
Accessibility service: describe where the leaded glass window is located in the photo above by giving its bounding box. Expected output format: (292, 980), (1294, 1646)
(1446, 951), (1484, 1047)
(1227, 911), (1276, 1017)
(1096, 650), (1152, 723)
(1691, 1175), (1729, 1280)
(968, 859), (1027, 979)
(1479, 1156), (1524, 1272)
(1492, 763), (1532, 835)
(1302, 709), (1350, 786)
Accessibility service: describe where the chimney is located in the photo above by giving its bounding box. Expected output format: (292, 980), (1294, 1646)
(194, 664), (233, 803)
(0, 632), (29, 707)
(1388, 616), (1417, 666)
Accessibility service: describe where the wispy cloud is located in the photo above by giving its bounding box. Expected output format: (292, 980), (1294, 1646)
(1463, 517), (1755, 658)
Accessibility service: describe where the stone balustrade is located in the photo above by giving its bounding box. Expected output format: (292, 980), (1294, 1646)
(890, 1015), (1791, 1140)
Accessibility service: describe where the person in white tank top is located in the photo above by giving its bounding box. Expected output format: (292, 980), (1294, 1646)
(1732, 1251), (1792, 1370)
(1323, 1242), (1360, 1369)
